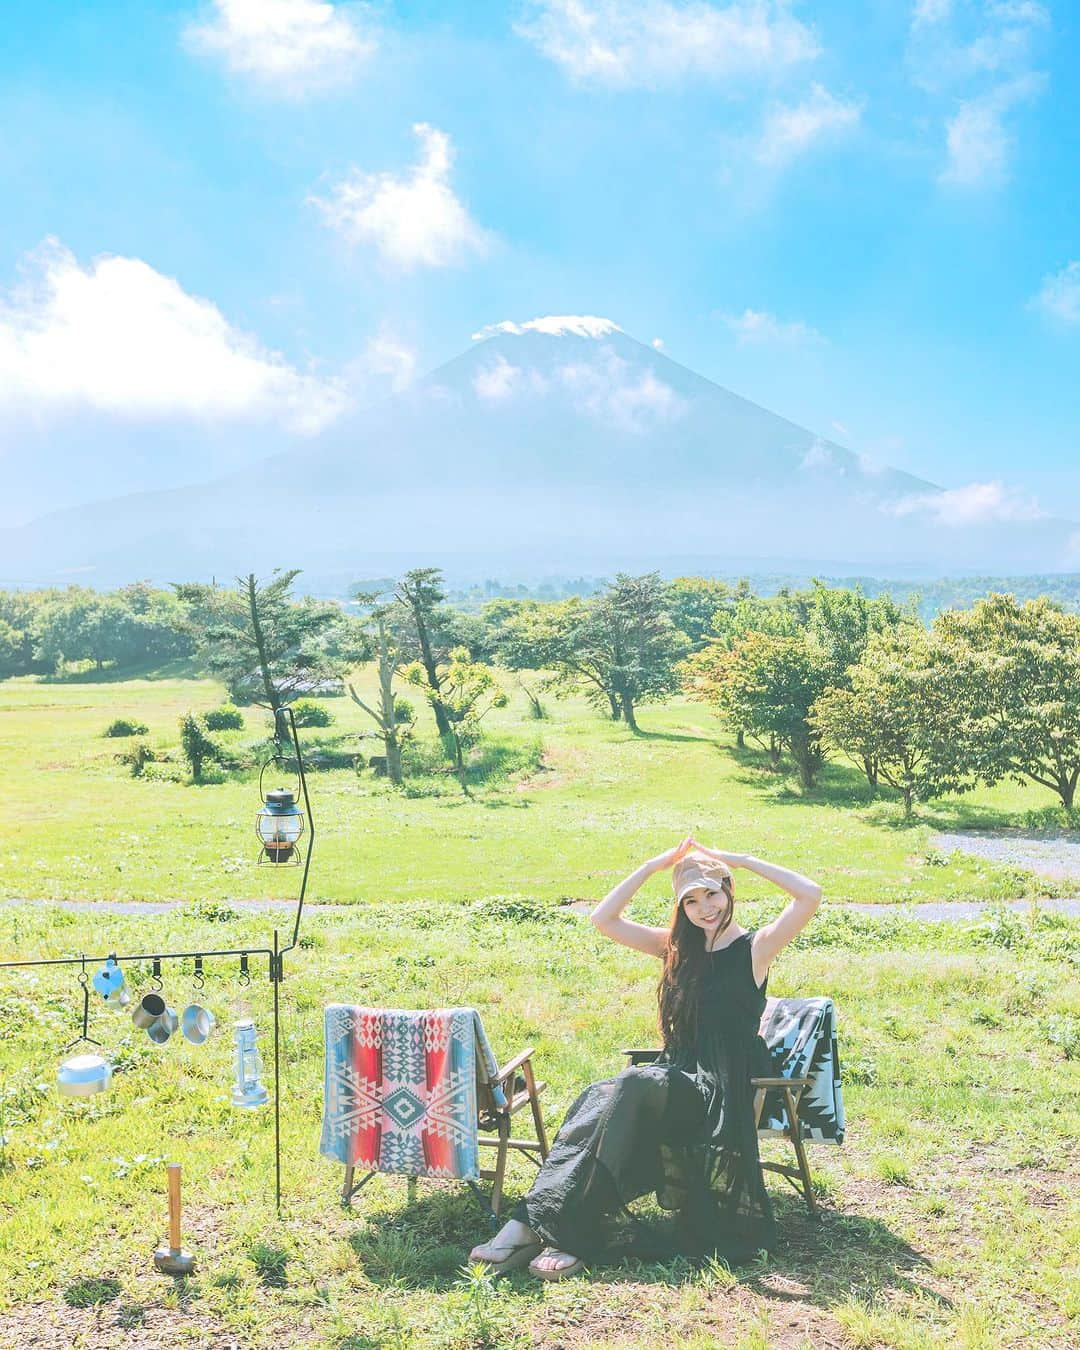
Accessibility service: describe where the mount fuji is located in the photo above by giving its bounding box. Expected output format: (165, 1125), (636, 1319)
(3, 317), (1074, 588)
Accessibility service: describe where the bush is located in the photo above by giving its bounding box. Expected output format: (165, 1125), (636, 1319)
(178, 712), (224, 782)
(289, 698), (334, 728)
(104, 717), (149, 738)
(204, 704), (244, 731)
(116, 739), (156, 777)
(393, 695), (415, 726)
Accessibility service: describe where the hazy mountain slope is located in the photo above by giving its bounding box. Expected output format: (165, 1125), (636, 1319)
(2, 323), (1074, 586)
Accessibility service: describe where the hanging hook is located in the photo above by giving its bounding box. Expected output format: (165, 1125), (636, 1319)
(65, 954), (102, 1051)
(193, 956), (205, 991)
(238, 954), (251, 987)
(151, 958), (163, 992)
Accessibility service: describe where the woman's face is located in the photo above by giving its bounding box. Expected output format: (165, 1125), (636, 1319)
(681, 885), (730, 932)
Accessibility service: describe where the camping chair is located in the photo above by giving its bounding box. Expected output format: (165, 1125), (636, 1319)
(622, 995), (844, 1219)
(320, 1005), (549, 1226)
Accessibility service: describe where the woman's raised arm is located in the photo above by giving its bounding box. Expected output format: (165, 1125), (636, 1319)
(690, 839), (822, 984)
(590, 836), (694, 959)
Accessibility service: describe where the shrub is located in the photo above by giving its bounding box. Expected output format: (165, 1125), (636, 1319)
(289, 698), (334, 728)
(204, 704), (244, 731)
(116, 739), (156, 777)
(393, 695), (415, 726)
(178, 712), (223, 782)
(104, 717), (149, 738)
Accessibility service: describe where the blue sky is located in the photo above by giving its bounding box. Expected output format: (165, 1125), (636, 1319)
(1, 0), (1077, 529)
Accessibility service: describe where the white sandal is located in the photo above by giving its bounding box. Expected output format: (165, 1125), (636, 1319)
(528, 1247), (587, 1280)
(469, 1236), (544, 1275)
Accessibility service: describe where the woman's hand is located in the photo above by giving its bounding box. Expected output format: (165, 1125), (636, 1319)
(688, 838), (747, 869)
(647, 835), (695, 873)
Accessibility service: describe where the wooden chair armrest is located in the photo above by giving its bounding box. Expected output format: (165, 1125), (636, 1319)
(621, 1048), (662, 1064)
(493, 1047), (536, 1086)
(751, 1076), (811, 1089)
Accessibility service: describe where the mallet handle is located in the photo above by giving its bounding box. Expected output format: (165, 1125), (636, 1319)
(167, 1163), (182, 1250)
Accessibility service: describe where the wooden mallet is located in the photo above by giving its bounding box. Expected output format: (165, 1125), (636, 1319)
(153, 1162), (196, 1276)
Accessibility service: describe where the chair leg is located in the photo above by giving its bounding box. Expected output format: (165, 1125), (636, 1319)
(523, 1060), (549, 1160)
(342, 1165), (376, 1206)
(489, 1115), (511, 1219)
(782, 1086), (819, 1218)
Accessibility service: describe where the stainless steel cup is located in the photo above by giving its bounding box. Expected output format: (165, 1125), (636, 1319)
(132, 993), (167, 1029)
(146, 1007), (179, 1045)
(181, 1004), (216, 1045)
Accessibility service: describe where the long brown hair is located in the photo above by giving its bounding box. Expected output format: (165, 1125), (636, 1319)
(657, 876), (734, 1052)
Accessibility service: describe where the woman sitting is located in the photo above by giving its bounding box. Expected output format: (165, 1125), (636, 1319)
(469, 834), (822, 1279)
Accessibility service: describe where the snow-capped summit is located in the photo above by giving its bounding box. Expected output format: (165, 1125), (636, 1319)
(471, 315), (623, 341)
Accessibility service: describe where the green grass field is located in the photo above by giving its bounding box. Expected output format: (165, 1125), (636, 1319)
(1, 673), (1078, 1347)
(1, 670), (1074, 908)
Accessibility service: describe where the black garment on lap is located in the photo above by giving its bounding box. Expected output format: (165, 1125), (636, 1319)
(511, 930), (777, 1264)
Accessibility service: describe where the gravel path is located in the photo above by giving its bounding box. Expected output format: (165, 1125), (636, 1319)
(932, 829), (1080, 879)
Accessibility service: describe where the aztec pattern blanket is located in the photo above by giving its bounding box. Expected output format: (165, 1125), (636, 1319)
(320, 1005), (504, 1181)
(758, 995), (845, 1144)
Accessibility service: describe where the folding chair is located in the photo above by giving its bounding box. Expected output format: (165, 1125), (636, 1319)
(320, 1005), (549, 1226)
(622, 995), (844, 1219)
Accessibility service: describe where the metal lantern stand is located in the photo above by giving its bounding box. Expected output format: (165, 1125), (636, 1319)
(0, 705), (314, 1213)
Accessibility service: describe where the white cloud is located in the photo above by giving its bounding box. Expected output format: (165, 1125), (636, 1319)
(471, 354), (551, 401)
(516, 0), (818, 89)
(312, 124), (490, 270)
(912, 0), (952, 27)
(722, 308), (825, 345)
(472, 315), (622, 340)
(756, 83), (862, 165)
(651, 337), (665, 350)
(799, 437), (836, 471)
(939, 75), (1043, 186)
(0, 239), (345, 432)
(1031, 261), (1080, 325)
(184, 0), (376, 97)
(356, 327), (416, 393)
(886, 480), (1046, 526)
(556, 350), (683, 432)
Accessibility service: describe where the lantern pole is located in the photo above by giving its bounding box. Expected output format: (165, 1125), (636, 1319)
(273, 927), (282, 1214)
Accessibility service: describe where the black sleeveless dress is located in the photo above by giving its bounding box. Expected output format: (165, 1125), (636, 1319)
(511, 929), (776, 1264)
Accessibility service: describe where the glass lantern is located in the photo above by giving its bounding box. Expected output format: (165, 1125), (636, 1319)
(231, 1018), (269, 1108)
(255, 787), (304, 865)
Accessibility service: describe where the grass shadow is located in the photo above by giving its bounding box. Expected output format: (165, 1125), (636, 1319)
(341, 1182), (938, 1318)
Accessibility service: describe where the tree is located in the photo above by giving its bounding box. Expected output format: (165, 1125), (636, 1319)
(934, 593), (1080, 809)
(178, 713), (223, 783)
(392, 568), (454, 737)
(31, 588), (142, 671)
(403, 647), (508, 792)
(348, 598), (409, 786)
(684, 631), (832, 788)
(176, 571), (367, 736)
(811, 626), (975, 814)
(664, 577), (734, 647)
(0, 591), (47, 678)
(483, 599), (555, 718)
(545, 574), (689, 731)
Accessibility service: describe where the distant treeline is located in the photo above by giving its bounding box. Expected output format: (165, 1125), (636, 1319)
(436, 572), (1080, 621)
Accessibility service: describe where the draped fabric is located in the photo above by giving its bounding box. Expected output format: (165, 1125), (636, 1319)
(758, 996), (845, 1143)
(320, 1005), (503, 1181)
(512, 930), (778, 1264)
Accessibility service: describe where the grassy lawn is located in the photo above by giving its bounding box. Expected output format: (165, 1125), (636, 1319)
(0, 901), (1076, 1348)
(0, 673), (1077, 1347)
(0, 671), (1074, 907)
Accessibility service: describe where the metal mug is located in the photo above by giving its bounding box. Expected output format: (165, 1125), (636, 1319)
(180, 1004), (215, 1045)
(146, 1006), (179, 1045)
(132, 993), (167, 1030)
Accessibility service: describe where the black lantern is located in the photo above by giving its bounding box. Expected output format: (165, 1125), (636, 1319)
(255, 787), (305, 865)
